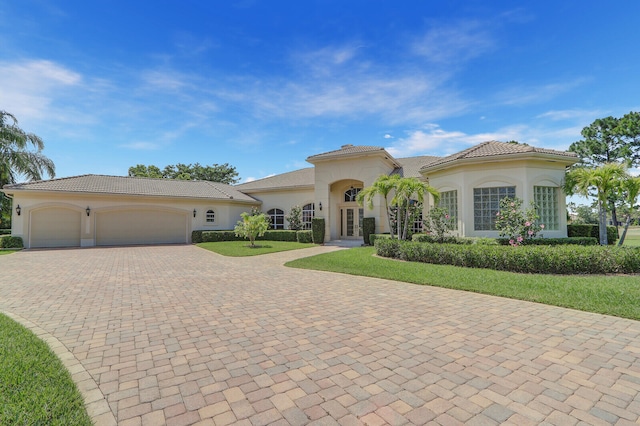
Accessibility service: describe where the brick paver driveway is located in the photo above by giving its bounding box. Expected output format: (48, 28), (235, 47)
(1, 245), (640, 425)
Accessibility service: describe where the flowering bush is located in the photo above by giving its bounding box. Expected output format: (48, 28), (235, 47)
(495, 197), (544, 246)
(422, 207), (455, 243)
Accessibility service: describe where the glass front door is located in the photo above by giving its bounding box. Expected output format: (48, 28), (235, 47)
(341, 207), (364, 238)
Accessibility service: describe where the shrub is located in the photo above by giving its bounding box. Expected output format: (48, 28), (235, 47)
(422, 207), (455, 243)
(261, 230), (298, 242)
(374, 238), (640, 275)
(496, 237), (598, 246)
(369, 233), (391, 245)
(495, 197), (543, 246)
(296, 230), (313, 243)
(0, 236), (23, 249)
(362, 217), (375, 245)
(568, 224), (618, 245)
(194, 230), (243, 242)
(0, 229), (11, 235)
(311, 218), (325, 244)
(285, 205), (303, 230)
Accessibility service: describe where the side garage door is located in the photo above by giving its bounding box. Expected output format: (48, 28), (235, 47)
(96, 209), (188, 246)
(30, 208), (82, 248)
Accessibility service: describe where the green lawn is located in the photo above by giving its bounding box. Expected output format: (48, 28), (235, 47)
(197, 240), (315, 256)
(0, 250), (17, 255)
(0, 314), (92, 425)
(286, 247), (640, 321)
(622, 226), (640, 247)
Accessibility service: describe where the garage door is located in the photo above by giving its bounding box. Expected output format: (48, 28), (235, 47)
(30, 208), (82, 248)
(96, 209), (188, 246)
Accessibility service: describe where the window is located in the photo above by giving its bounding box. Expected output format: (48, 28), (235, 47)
(534, 186), (559, 230)
(411, 212), (423, 234)
(267, 208), (285, 230)
(438, 190), (458, 230)
(206, 210), (215, 223)
(344, 187), (361, 202)
(473, 186), (516, 230)
(302, 203), (315, 230)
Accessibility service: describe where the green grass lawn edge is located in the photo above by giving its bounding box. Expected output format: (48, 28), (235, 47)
(286, 247), (640, 321)
(0, 313), (92, 425)
(197, 240), (315, 256)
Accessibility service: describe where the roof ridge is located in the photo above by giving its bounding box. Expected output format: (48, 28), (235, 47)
(235, 167), (314, 186)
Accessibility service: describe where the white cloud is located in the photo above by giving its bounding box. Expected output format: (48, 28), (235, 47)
(386, 124), (535, 157)
(496, 79), (588, 106)
(119, 141), (161, 150)
(0, 59), (82, 120)
(412, 20), (495, 64)
(384, 134), (393, 139)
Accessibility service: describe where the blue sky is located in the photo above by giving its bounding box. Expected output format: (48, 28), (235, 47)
(1, 1), (639, 183)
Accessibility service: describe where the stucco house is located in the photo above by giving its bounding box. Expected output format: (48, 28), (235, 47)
(2, 141), (577, 248)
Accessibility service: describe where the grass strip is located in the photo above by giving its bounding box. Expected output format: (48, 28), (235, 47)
(286, 247), (640, 321)
(0, 313), (92, 425)
(197, 240), (314, 257)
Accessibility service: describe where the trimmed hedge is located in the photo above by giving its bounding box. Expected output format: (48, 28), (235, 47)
(0, 236), (23, 249)
(193, 229), (311, 244)
(568, 224), (618, 244)
(312, 218), (325, 244)
(495, 237), (598, 246)
(362, 217), (375, 245)
(296, 230), (313, 243)
(369, 234), (391, 245)
(375, 238), (640, 275)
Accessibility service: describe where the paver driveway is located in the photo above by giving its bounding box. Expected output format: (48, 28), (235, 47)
(1, 245), (640, 425)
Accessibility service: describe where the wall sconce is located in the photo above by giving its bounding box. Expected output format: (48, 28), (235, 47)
(86, 206), (91, 216)
(319, 202), (322, 211)
(16, 205), (21, 216)
(193, 209), (197, 218)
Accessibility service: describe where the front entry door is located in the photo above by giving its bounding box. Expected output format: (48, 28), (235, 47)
(341, 207), (364, 238)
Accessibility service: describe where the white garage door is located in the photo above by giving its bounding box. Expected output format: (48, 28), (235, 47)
(30, 208), (82, 248)
(96, 209), (188, 246)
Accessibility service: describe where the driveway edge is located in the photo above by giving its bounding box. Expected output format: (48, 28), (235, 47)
(1, 310), (117, 426)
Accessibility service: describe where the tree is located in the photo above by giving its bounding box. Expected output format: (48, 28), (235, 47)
(1, 111), (55, 228)
(357, 175), (439, 240)
(565, 163), (627, 245)
(234, 211), (270, 247)
(569, 112), (640, 225)
(357, 174), (401, 238)
(0, 111), (55, 186)
(127, 164), (163, 178)
(617, 174), (640, 246)
(285, 205), (303, 231)
(128, 162), (239, 184)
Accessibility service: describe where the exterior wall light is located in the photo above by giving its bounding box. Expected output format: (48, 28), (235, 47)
(319, 202), (322, 211)
(193, 209), (197, 218)
(16, 205), (21, 216)
(86, 206), (91, 216)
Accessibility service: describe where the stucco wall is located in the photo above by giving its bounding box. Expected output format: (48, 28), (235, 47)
(8, 192), (258, 247)
(426, 159), (569, 238)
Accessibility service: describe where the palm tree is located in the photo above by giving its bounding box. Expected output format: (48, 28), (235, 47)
(394, 177), (440, 240)
(1, 111), (55, 186)
(357, 174), (402, 238)
(565, 163), (626, 245)
(618, 174), (640, 246)
(358, 174), (439, 240)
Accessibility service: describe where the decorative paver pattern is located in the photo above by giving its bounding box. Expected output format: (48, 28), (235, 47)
(1, 245), (640, 425)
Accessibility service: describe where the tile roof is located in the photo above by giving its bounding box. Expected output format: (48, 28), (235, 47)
(306, 144), (391, 162)
(421, 141), (578, 171)
(234, 168), (314, 191)
(2, 174), (257, 202)
(393, 156), (441, 178)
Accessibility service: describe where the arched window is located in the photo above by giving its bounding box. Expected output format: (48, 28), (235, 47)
(302, 203), (314, 230)
(344, 187), (362, 202)
(267, 208), (285, 229)
(206, 210), (215, 223)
